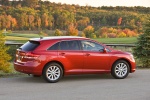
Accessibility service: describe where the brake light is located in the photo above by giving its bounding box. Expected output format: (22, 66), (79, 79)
(24, 53), (39, 60)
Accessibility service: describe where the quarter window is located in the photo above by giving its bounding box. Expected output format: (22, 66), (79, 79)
(48, 42), (60, 50)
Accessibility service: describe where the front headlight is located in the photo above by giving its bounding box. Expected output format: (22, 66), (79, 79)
(130, 54), (135, 62)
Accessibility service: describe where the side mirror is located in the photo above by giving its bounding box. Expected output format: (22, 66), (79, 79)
(103, 48), (107, 53)
(99, 48), (107, 53)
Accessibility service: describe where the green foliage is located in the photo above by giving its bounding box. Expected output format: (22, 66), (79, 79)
(133, 18), (150, 67)
(94, 37), (137, 44)
(39, 31), (48, 36)
(80, 32), (86, 37)
(0, 31), (11, 73)
(54, 29), (63, 36)
(91, 33), (97, 38)
(83, 26), (94, 38)
(0, 1), (149, 32)
(7, 45), (20, 62)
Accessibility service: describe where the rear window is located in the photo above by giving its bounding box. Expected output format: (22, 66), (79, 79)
(19, 41), (40, 51)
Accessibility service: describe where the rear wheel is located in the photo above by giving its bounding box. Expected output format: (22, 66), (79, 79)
(43, 63), (63, 83)
(111, 60), (129, 79)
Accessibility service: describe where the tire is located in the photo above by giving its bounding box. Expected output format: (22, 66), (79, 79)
(43, 62), (63, 83)
(111, 60), (129, 79)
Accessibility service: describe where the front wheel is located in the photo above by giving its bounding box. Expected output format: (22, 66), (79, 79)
(111, 60), (130, 79)
(43, 63), (63, 83)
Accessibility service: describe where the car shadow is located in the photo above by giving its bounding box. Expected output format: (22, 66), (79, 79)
(11, 74), (114, 83)
(11, 73), (137, 83)
(61, 74), (113, 82)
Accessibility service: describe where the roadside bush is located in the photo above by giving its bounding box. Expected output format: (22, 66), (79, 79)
(0, 31), (11, 73)
(133, 18), (150, 68)
(91, 33), (97, 38)
(80, 32), (86, 37)
(54, 29), (63, 36)
(7, 45), (20, 62)
(83, 26), (94, 38)
(107, 33), (117, 38)
(117, 32), (126, 38)
(66, 24), (78, 36)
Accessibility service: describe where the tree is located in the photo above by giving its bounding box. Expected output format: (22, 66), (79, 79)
(0, 31), (11, 73)
(0, 0), (10, 6)
(54, 29), (63, 36)
(117, 17), (122, 25)
(28, 15), (35, 30)
(83, 25), (94, 38)
(66, 24), (78, 36)
(77, 17), (90, 30)
(133, 18), (150, 67)
(23, 0), (38, 8)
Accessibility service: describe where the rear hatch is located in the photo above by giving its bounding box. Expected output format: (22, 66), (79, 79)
(15, 41), (40, 62)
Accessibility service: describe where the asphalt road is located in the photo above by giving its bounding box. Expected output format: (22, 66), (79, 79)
(0, 69), (150, 100)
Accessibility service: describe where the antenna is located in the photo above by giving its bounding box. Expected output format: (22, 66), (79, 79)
(38, 32), (43, 39)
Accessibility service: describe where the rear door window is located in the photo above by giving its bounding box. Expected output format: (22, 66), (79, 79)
(19, 41), (40, 51)
(60, 40), (80, 50)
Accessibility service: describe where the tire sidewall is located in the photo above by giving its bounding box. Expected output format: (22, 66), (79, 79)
(111, 60), (130, 79)
(43, 63), (63, 83)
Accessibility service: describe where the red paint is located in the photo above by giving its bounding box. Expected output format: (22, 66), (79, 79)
(14, 36), (136, 76)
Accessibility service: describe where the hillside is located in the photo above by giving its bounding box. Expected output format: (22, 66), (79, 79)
(0, 0), (149, 32)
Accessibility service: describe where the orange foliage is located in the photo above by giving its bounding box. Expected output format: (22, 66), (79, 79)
(99, 27), (138, 38)
(66, 24), (78, 36)
(117, 17), (122, 25)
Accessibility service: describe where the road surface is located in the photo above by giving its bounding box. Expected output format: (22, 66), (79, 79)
(0, 69), (150, 100)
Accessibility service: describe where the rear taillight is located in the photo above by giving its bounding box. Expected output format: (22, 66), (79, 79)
(24, 53), (39, 60)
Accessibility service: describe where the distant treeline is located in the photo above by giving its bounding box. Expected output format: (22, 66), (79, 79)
(0, 0), (149, 32)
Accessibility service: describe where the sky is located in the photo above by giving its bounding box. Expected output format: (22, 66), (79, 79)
(47, 0), (150, 7)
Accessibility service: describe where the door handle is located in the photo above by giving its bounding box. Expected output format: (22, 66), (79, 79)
(85, 53), (90, 56)
(59, 52), (65, 56)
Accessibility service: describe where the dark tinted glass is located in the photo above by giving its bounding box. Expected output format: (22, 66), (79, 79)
(60, 41), (80, 50)
(48, 42), (59, 50)
(19, 41), (40, 51)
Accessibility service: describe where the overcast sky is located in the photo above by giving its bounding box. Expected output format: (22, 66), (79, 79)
(47, 0), (150, 7)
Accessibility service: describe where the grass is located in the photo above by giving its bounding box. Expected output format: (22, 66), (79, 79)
(5, 36), (29, 41)
(5, 33), (44, 43)
(94, 37), (137, 44)
(6, 33), (138, 44)
(0, 63), (26, 78)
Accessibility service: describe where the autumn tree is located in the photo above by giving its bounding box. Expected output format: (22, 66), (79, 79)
(83, 25), (94, 38)
(0, 31), (11, 73)
(77, 17), (90, 30)
(66, 24), (78, 36)
(28, 15), (35, 30)
(41, 13), (49, 29)
(133, 18), (150, 67)
(23, 0), (38, 8)
(117, 17), (122, 25)
(54, 29), (63, 36)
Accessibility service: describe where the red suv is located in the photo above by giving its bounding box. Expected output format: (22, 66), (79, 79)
(14, 36), (136, 83)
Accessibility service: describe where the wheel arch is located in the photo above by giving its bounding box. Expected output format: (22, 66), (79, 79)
(42, 60), (65, 75)
(112, 58), (131, 73)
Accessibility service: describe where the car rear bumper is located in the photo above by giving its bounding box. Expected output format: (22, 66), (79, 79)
(14, 61), (42, 75)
